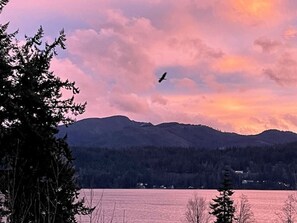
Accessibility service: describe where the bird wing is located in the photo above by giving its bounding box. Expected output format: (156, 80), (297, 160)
(158, 72), (167, 83)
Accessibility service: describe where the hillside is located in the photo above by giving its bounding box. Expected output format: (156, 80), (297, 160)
(57, 115), (297, 149)
(72, 143), (297, 189)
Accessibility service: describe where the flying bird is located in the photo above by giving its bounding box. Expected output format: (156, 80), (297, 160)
(158, 72), (167, 83)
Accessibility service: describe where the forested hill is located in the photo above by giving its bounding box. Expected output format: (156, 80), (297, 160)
(58, 115), (297, 149)
(64, 116), (297, 189)
(72, 142), (297, 190)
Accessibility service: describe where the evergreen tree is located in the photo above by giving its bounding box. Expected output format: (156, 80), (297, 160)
(0, 0), (8, 11)
(0, 1), (91, 222)
(209, 168), (236, 223)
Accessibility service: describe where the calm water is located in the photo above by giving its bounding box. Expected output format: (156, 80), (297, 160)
(78, 189), (294, 223)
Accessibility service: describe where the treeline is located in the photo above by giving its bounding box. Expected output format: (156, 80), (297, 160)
(72, 142), (297, 189)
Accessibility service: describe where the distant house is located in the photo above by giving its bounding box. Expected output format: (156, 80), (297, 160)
(136, 182), (146, 189)
(242, 180), (254, 184)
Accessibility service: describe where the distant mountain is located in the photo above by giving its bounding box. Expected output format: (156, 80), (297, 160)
(57, 115), (297, 149)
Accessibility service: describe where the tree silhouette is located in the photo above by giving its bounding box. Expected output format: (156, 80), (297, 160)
(209, 168), (235, 223)
(0, 0), (8, 11)
(275, 194), (297, 223)
(0, 1), (91, 222)
(235, 194), (255, 223)
(185, 194), (212, 223)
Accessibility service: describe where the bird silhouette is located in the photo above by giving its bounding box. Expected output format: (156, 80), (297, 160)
(158, 72), (167, 83)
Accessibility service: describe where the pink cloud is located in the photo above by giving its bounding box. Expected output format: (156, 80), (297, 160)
(68, 27), (156, 93)
(214, 0), (285, 26)
(109, 91), (150, 114)
(203, 74), (227, 92)
(212, 55), (258, 75)
(66, 7), (225, 94)
(3, 0), (105, 18)
(50, 58), (115, 119)
(68, 11), (161, 92)
(254, 37), (282, 53)
(284, 114), (297, 127)
(51, 58), (106, 100)
(263, 52), (297, 85)
(151, 94), (167, 105)
(284, 27), (297, 39)
(151, 88), (297, 134)
(171, 78), (198, 91)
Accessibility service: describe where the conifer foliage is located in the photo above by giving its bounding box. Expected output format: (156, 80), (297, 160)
(0, 1), (90, 222)
(209, 168), (236, 223)
(0, 0), (8, 12)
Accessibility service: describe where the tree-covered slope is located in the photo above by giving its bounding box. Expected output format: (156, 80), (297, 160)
(58, 116), (297, 149)
(72, 142), (297, 190)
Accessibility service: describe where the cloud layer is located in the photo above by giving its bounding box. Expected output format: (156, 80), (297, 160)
(3, 0), (297, 134)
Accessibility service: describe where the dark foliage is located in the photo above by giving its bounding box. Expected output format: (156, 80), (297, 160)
(209, 168), (235, 223)
(0, 0), (8, 12)
(0, 1), (90, 222)
(72, 142), (297, 189)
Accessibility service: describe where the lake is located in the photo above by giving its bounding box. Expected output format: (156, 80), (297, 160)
(77, 189), (295, 223)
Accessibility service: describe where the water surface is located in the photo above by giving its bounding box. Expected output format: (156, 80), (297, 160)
(78, 189), (294, 223)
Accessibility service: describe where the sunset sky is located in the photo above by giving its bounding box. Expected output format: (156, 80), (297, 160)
(2, 0), (297, 134)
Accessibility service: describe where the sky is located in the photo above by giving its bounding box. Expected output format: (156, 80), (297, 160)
(2, 0), (297, 134)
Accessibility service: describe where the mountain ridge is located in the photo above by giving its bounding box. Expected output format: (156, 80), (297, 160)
(57, 115), (297, 149)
